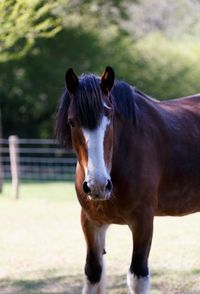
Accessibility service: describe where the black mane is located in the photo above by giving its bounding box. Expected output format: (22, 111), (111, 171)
(111, 80), (137, 125)
(73, 74), (104, 130)
(56, 73), (139, 147)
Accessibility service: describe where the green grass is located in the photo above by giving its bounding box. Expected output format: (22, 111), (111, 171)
(0, 182), (200, 293)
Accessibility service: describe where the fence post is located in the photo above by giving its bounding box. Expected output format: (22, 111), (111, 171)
(0, 142), (3, 194)
(0, 109), (3, 193)
(9, 135), (20, 199)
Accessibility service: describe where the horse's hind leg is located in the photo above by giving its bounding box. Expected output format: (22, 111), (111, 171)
(81, 209), (108, 294)
(127, 212), (154, 294)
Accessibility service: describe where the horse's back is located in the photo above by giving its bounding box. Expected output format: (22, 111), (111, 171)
(156, 94), (200, 216)
(160, 93), (200, 112)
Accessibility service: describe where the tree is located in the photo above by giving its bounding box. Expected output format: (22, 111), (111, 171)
(122, 0), (200, 40)
(1, 0), (200, 139)
(0, 0), (61, 62)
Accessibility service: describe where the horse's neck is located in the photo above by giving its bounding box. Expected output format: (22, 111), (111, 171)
(112, 118), (135, 169)
(111, 96), (163, 168)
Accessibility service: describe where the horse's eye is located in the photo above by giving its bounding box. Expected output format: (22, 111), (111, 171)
(68, 119), (75, 128)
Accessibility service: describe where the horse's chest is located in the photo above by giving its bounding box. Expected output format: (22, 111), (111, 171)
(84, 201), (125, 225)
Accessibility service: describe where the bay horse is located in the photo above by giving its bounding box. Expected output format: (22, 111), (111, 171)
(56, 66), (200, 294)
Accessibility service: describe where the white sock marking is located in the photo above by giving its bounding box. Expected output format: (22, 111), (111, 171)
(127, 271), (150, 294)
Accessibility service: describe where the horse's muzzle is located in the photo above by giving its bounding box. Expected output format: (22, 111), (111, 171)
(82, 178), (112, 200)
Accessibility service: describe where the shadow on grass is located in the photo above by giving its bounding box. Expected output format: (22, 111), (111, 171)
(151, 267), (200, 294)
(0, 274), (82, 294)
(0, 268), (199, 294)
(0, 272), (129, 294)
(107, 274), (127, 292)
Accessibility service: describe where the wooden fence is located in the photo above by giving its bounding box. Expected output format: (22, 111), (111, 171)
(0, 137), (76, 198)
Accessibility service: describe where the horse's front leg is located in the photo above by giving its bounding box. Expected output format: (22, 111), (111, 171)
(127, 212), (154, 294)
(81, 209), (108, 294)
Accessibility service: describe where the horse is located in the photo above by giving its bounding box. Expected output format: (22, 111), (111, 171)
(56, 66), (200, 294)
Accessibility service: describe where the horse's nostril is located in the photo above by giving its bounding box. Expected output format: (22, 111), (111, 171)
(83, 181), (91, 194)
(105, 179), (112, 192)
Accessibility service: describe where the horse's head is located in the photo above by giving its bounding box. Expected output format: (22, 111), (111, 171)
(63, 66), (115, 201)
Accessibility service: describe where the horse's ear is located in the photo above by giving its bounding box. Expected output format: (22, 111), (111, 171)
(65, 68), (79, 95)
(100, 66), (115, 95)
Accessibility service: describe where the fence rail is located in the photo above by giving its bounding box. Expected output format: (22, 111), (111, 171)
(0, 137), (76, 182)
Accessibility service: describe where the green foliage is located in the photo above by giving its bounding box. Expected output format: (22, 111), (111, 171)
(132, 33), (200, 99)
(123, 0), (200, 41)
(0, 0), (61, 61)
(1, 0), (200, 138)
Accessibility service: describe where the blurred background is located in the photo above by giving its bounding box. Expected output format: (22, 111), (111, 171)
(1, 0), (200, 139)
(0, 1), (200, 293)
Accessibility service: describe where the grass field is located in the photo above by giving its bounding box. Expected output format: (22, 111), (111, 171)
(0, 182), (200, 294)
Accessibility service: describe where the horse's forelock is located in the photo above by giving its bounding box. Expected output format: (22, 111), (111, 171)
(73, 74), (104, 130)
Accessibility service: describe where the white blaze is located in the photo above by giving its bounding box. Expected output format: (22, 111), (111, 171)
(83, 116), (110, 183)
